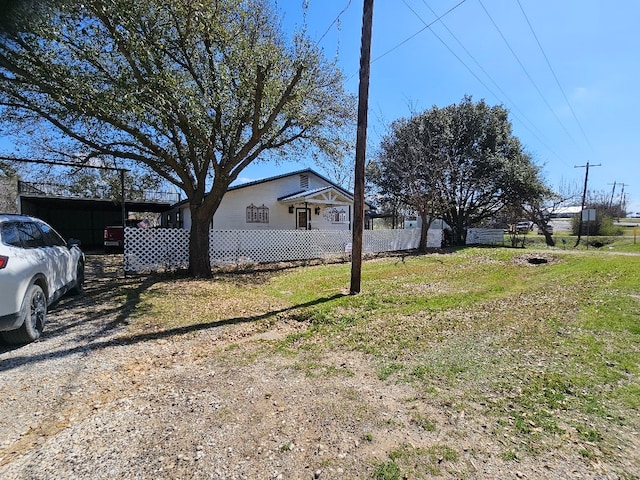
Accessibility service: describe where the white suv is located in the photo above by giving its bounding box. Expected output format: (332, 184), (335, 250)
(0, 214), (84, 344)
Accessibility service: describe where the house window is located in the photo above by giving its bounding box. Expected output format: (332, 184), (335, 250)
(246, 203), (269, 223)
(323, 207), (347, 224)
(300, 174), (309, 189)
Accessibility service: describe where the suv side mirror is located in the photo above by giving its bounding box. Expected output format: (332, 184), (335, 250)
(68, 238), (81, 248)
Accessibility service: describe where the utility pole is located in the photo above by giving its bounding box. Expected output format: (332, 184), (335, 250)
(607, 182), (616, 210)
(350, 0), (374, 295)
(618, 183), (629, 217)
(574, 161), (600, 247)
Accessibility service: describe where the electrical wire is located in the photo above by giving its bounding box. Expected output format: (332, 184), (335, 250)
(316, 0), (352, 45)
(370, 0), (467, 65)
(405, 0), (562, 162)
(516, 0), (593, 151)
(326, 0), (581, 167)
(419, 1), (542, 137)
(477, 0), (580, 150)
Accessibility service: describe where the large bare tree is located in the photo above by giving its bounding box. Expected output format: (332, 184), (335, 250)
(0, 0), (355, 277)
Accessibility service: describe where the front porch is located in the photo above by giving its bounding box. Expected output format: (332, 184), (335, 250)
(278, 186), (356, 230)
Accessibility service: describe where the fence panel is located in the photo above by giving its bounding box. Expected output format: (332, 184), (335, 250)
(123, 227), (498, 272)
(208, 229), (354, 265)
(124, 227), (189, 272)
(466, 228), (505, 245)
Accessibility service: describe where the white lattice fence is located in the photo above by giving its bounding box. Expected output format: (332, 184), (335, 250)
(124, 228), (422, 272)
(363, 228), (424, 253)
(208, 230), (355, 265)
(124, 227), (189, 272)
(124, 227), (504, 272)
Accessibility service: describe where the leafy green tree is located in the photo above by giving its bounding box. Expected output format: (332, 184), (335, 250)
(571, 203), (623, 237)
(0, 0), (354, 277)
(371, 97), (549, 246)
(369, 114), (445, 251)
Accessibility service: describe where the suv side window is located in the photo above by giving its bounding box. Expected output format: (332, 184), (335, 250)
(37, 221), (67, 247)
(1, 222), (22, 247)
(17, 222), (47, 248)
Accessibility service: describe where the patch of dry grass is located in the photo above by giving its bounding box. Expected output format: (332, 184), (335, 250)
(131, 278), (289, 330)
(127, 247), (640, 477)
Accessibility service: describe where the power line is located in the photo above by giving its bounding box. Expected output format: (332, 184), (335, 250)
(416, 2), (518, 108)
(316, 0), (353, 45)
(370, 0), (467, 65)
(418, 0), (549, 143)
(400, 0), (563, 163)
(515, 0), (593, 151)
(477, 0), (580, 150)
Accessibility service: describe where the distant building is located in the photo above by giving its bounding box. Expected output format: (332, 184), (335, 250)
(550, 206), (581, 218)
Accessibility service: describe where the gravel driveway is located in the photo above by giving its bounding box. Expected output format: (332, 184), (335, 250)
(1, 255), (634, 479)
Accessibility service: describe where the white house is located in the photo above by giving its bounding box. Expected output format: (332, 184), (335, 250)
(164, 169), (367, 231)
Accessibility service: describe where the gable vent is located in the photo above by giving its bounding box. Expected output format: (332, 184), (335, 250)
(300, 174), (309, 189)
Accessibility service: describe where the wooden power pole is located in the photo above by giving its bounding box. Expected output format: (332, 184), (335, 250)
(350, 0), (374, 294)
(574, 161), (600, 247)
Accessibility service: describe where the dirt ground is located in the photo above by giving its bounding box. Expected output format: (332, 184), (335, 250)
(0, 254), (636, 479)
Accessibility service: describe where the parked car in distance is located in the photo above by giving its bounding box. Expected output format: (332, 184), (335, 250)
(103, 225), (124, 251)
(506, 221), (533, 234)
(0, 214), (84, 344)
(104, 219), (143, 252)
(516, 221), (533, 233)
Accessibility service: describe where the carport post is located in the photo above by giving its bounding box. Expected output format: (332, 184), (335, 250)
(120, 169), (126, 228)
(120, 168), (126, 277)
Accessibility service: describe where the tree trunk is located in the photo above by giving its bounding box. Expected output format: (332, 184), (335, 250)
(452, 217), (467, 246)
(418, 211), (429, 253)
(543, 231), (555, 247)
(189, 206), (212, 278)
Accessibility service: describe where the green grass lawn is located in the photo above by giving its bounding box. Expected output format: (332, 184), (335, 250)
(518, 231), (640, 253)
(130, 247), (640, 477)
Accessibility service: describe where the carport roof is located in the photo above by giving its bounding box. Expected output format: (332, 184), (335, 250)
(19, 195), (171, 213)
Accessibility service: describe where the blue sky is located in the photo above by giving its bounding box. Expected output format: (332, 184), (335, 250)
(239, 0), (640, 214)
(1, 1), (637, 214)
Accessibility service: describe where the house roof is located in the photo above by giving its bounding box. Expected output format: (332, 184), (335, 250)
(171, 168), (369, 207)
(277, 186), (355, 206)
(229, 168), (335, 190)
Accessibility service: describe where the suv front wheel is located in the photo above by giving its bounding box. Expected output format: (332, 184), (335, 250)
(1, 283), (47, 344)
